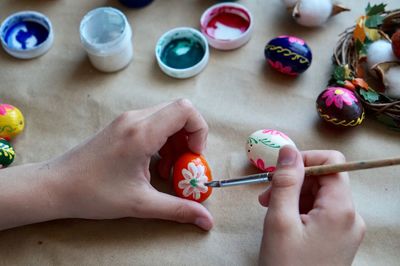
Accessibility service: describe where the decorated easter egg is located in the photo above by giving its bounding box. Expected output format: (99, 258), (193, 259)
(264, 35), (312, 75)
(392, 30), (400, 59)
(246, 129), (296, 172)
(0, 103), (24, 141)
(173, 152), (213, 203)
(316, 87), (365, 127)
(0, 138), (15, 168)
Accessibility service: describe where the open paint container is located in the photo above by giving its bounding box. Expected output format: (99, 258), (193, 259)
(80, 7), (133, 72)
(119, 0), (154, 8)
(155, 27), (209, 79)
(0, 11), (54, 59)
(200, 2), (253, 50)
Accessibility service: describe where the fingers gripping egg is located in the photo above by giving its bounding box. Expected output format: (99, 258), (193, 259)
(246, 129), (296, 172)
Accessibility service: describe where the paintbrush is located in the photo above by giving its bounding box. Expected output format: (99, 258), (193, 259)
(205, 156), (400, 188)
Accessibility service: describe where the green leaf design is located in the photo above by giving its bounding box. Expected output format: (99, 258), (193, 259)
(359, 88), (380, 103)
(247, 137), (258, 144)
(365, 3), (387, 16)
(259, 138), (281, 148)
(365, 14), (384, 28)
(333, 65), (346, 81)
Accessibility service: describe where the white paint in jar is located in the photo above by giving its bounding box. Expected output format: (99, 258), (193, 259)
(79, 7), (133, 72)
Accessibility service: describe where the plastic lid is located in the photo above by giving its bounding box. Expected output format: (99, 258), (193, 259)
(0, 11), (54, 59)
(200, 3), (253, 50)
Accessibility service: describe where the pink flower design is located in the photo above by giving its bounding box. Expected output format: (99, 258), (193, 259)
(261, 129), (290, 140)
(268, 60), (298, 76)
(250, 158), (276, 173)
(322, 87), (358, 109)
(0, 104), (14, 116)
(279, 35), (305, 45)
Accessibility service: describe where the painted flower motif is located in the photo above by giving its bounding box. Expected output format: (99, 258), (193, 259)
(268, 60), (298, 76)
(279, 35), (305, 45)
(0, 104), (14, 116)
(261, 129), (290, 140)
(321, 87), (358, 109)
(250, 158), (276, 173)
(178, 162), (209, 200)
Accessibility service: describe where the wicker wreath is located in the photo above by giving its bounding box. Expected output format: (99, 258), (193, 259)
(325, 4), (400, 130)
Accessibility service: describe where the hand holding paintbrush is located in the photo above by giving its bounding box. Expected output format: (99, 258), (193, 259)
(206, 152), (400, 188)
(255, 146), (366, 265)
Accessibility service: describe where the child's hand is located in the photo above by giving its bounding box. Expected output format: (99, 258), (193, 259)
(258, 146), (366, 265)
(51, 99), (213, 230)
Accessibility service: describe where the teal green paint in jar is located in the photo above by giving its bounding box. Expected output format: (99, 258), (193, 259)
(156, 27), (209, 79)
(160, 38), (205, 69)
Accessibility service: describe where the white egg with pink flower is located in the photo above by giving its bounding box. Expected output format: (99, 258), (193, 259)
(246, 129), (296, 172)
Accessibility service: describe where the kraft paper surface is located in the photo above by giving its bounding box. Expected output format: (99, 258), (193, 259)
(0, 0), (399, 265)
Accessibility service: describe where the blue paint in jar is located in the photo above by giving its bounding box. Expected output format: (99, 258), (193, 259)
(119, 0), (153, 8)
(160, 38), (205, 69)
(4, 20), (49, 50)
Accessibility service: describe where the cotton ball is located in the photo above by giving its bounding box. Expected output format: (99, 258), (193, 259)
(383, 66), (400, 99)
(281, 0), (298, 8)
(293, 0), (333, 27)
(367, 40), (398, 70)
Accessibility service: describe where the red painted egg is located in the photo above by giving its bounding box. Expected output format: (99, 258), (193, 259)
(392, 30), (400, 59)
(173, 152), (212, 203)
(316, 87), (365, 127)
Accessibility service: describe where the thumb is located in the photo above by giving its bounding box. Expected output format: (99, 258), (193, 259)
(140, 189), (214, 231)
(268, 145), (304, 223)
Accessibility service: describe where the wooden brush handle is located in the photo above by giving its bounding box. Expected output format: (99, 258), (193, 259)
(304, 156), (400, 176)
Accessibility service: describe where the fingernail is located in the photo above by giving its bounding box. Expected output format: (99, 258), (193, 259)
(195, 217), (212, 231)
(278, 145), (297, 166)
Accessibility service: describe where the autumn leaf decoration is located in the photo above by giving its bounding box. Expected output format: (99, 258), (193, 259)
(328, 64), (380, 103)
(353, 3), (387, 58)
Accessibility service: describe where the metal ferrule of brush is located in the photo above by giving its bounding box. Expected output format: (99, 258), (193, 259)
(205, 172), (271, 188)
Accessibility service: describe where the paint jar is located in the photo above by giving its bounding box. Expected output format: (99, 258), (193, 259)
(200, 3), (253, 50)
(0, 11), (54, 59)
(119, 0), (154, 8)
(80, 7), (133, 72)
(155, 27), (209, 79)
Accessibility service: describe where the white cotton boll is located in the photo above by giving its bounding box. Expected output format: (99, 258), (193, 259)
(383, 66), (400, 99)
(367, 40), (398, 70)
(281, 0), (298, 8)
(293, 0), (333, 27)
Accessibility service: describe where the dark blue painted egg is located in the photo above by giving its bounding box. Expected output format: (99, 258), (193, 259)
(264, 35), (312, 76)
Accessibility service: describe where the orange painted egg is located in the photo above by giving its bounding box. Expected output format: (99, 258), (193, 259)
(173, 152), (212, 203)
(0, 103), (25, 140)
